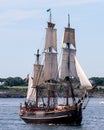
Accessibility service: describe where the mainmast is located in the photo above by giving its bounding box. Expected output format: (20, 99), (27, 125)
(68, 14), (70, 28)
(61, 14), (76, 105)
(66, 14), (70, 106)
(67, 14), (70, 49)
(63, 14), (76, 49)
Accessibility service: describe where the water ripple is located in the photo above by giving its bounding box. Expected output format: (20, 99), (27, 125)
(0, 98), (104, 130)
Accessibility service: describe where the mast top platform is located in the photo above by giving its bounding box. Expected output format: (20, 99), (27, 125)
(47, 9), (55, 28)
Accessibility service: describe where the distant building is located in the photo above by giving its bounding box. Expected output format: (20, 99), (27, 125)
(0, 82), (4, 86)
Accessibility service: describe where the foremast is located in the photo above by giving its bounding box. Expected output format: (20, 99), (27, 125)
(43, 11), (59, 108)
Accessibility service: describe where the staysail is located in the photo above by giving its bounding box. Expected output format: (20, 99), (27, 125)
(26, 75), (36, 101)
(74, 56), (92, 89)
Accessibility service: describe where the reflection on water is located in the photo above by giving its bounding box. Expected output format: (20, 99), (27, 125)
(0, 98), (104, 130)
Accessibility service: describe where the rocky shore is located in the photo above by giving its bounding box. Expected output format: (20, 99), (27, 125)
(0, 92), (25, 98)
(0, 90), (104, 98)
(88, 91), (104, 98)
(0, 85), (104, 98)
(0, 87), (26, 98)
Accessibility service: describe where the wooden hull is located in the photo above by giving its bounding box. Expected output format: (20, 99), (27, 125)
(19, 106), (82, 125)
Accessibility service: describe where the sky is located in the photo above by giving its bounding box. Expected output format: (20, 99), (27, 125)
(0, 0), (104, 78)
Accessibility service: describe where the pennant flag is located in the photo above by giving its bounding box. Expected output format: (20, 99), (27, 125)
(61, 35), (65, 47)
(62, 42), (65, 47)
(47, 8), (51, 12)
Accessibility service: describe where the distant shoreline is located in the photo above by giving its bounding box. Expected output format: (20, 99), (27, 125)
(0, 86), (104, 98)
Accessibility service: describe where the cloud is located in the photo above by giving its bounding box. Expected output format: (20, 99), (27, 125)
(0, 0), (103, 9)
(57, 0), (104, 6)
(0, 0), (103, 26)
(0, 9), (40, 26)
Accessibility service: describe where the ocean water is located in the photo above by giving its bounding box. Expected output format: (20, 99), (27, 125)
(0, 98), (104, 130)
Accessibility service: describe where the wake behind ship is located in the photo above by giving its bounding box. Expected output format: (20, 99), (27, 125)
(19, 12), (92, 125)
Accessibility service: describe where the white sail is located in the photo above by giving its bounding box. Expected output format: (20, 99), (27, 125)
(74, 56), (92, 89)
(60, 48), (92, 89)
(44, 52), (58, 81)
(45, 28), (57, 51)
(27, 75), (36, 101)
(60, 48), (77, 79)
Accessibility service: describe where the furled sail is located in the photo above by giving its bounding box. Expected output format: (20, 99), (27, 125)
(26, 75), (36, 101)
(74, 56), (92, 89)
(44, 52), (58, 81)
(45, 28), (57, 51)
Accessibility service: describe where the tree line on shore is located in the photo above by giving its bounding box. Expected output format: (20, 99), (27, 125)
(0, 77), (27, 87)
(0, 77), (104, 98)
(0, 77), (104, 88)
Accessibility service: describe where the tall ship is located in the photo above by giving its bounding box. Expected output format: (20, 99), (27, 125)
(19, 12), (92, 125)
